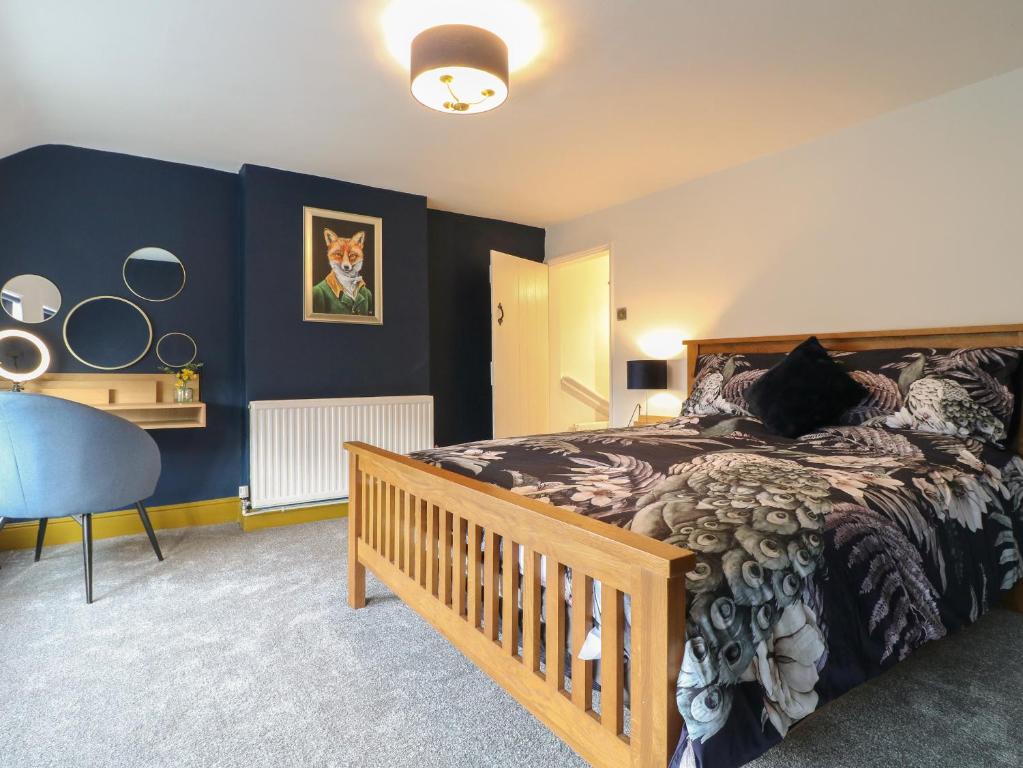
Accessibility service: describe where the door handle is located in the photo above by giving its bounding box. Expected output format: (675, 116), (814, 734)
(497, 302), (504, 326)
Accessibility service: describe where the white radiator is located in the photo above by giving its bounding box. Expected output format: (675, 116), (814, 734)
(248, 395), (434, 511)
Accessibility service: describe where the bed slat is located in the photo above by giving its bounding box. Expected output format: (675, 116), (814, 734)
(571, 574), (594, 712)
(404, 492), (416, 579)
(384, 482), (390, 560)
(484, 531), (501, 642)
(440, 509), (452, 605)
(502, 539), (520, 656)
(417, 499), (428, 587)
(523, 550), (542, 674)
(454, 516), (468, 617)
(367, 476), (376, 551)
(468, 523), (482, 628)
(546, 558), (566, 693)
(395, 489), (405, 572)
(601, 585), (625, 735)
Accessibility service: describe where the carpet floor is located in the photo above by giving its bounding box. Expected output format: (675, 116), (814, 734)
(1, 518), (1020, 768)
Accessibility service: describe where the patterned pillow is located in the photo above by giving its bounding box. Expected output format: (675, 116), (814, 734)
(682, 352), (786, 416)
(832, 346), (1023, 447)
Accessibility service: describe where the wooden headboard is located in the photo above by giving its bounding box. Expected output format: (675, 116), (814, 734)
(684, 323), (1023, 454)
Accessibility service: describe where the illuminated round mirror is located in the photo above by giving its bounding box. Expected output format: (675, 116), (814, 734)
(156, 332), (197, 368)
(123, 247), (186, 302)
(1, 274), (62, 323)
(0, 329), (50, 387)
(63, 296), (152, 370)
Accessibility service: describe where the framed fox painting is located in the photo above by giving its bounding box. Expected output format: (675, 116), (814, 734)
(303, 206), (383, 324)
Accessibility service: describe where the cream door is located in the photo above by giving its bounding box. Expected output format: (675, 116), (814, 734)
(491, 250), (550, 438)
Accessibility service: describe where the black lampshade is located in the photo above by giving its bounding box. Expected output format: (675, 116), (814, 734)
(627, 359), (668, 390)
(410, 25), (510, 114)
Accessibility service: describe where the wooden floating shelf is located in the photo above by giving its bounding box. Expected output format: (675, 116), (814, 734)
(97, 402), (207, 430)
(9, 373), (207, 430)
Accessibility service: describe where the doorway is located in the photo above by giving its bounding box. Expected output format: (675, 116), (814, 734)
(490, 248), (611, 438)
(547, 249), (611, 432)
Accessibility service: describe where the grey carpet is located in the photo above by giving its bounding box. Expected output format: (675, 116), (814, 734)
(0, 519), (1020, 768)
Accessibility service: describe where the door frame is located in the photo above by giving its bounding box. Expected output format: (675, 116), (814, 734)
(546, 243), (614, 428)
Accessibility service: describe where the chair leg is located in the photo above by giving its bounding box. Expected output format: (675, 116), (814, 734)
(136, 502), (164, 561)
(34, 518), (48, 562)
(82, 513), (94, 604)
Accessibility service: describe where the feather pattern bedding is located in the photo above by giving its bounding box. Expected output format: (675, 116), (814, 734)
(412, 414), (1023, 768)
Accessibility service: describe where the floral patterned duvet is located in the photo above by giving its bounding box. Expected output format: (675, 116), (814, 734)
(412, 414), (1023, 768)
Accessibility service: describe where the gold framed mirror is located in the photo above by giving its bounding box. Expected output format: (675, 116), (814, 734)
(123, 247), (186, 302)
(62, 296), (153, 370)
(1, 274), (62, 323)
(155, 332), (197, 368)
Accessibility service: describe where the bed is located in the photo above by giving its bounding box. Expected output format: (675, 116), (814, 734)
(344, 324), (1023, 768)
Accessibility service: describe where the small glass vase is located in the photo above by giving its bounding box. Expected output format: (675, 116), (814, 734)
(175, 385), (193, 403)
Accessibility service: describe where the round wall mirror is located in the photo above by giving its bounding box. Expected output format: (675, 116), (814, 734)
(123, 247), (186, 302)
(0, 329), (50, 385)
(156, 332), (197, 368)
(1, 274), (62, 323)
(63, 296), (153, 370)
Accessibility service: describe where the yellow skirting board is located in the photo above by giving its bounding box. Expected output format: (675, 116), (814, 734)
(0, 497), (348, 551)
(240, 502), (347, 532)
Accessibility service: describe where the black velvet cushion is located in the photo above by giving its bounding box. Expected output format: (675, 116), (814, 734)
(746, 337), (866, 437)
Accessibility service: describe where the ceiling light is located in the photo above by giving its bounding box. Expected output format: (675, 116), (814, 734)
(380, 0), (542, 73)
(410, 25), (509, 114)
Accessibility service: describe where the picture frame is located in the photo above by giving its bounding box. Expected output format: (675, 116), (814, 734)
(303, 206), (383, 324)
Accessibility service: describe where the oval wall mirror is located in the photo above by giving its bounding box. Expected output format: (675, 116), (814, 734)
(123, 247), (186, 302)
(63, 296), (153, 370)
(1, 274), (62, 323)
(156, 332), (197, 368)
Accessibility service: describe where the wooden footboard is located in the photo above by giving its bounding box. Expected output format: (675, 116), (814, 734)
(345, 442), (696, 768)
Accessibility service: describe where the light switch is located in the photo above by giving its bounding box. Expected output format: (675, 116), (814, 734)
(616, 307), (627, 321)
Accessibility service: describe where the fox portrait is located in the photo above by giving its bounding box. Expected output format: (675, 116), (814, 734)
(311, 228), (373, 316)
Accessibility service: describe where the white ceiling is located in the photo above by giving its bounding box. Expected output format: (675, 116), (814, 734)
(2, 1), (1023, 226)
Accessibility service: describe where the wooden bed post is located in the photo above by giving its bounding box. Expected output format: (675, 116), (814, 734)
(348, 453), (366, 609)
(632, 568), (687, 767)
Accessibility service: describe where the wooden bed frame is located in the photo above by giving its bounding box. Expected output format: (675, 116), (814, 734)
(346, 323), (1023, 767)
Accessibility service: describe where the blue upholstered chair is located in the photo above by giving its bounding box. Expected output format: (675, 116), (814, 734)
(0, 392), (163, 603)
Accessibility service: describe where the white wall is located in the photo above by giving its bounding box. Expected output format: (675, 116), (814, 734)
(547, 68), (1023, 426)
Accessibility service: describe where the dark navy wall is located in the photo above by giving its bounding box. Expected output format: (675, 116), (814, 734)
(427, 210), (545, 446)
(0, 145), (243, 506)
(0, 146), (543, 506)
(240, 164), (430, 402)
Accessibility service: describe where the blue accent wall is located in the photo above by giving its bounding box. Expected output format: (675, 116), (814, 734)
(240, 164), (430, 402)
(0, 145), (243, 506)
(0, 145), (544, 507)
(427, 210), (545, 446)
